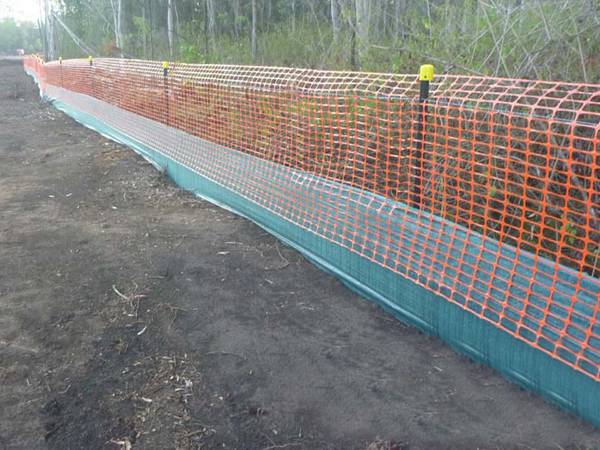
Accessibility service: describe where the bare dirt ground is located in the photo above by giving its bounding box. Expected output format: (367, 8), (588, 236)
(0, 59), (599, 450)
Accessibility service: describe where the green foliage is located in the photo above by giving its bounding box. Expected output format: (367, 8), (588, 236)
(564, 221), (578, 246)
(132, 16), (150, 36)
(358, 0), (600, 81)
(0, 18), (40, 54)
(50, 0), (600, 82)
(0, 18), (22, 52)
(179, 42), (206, 64)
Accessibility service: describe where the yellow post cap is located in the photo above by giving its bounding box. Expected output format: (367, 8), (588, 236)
(419, 64), (435, 82)
(162, 61), (170, 70)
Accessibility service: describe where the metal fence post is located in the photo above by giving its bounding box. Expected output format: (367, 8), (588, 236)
(411, 64), (434, 209)
(163, 61), (170, 126)
(88, 55), (93, 96)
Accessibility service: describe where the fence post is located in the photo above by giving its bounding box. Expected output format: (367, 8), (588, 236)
(411, 64), (434, 209)
(88, 55), (94, 97)
(163, 61), (170, 126)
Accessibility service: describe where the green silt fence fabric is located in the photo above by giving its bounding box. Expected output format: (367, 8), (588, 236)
(27, 72), (600, 427)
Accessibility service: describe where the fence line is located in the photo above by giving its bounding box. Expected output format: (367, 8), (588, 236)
(24, 55), (599, 384)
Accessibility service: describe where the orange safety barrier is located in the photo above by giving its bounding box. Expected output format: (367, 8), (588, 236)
(23, 55), (600, 382)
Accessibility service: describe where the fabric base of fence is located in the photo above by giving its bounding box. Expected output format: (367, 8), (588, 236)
(29, 70), (600, 428)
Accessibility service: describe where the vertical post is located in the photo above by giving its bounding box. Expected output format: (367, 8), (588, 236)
(163, 61), (170, 126)
(411, 64), (434, 208)
(88, 55), (94, 97)
(59, 56), (63, 88)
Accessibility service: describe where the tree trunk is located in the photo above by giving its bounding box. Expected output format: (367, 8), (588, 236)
(43, 0), (56, 60)
(232, 0), (242, 38)
(381, 0), (388, 38)
(394, 0), (404, 42)
(251, 0), (257, 61)
(291, 0), (296, 33)
(167, 0), (174, 58)
(354, 0), (369, 64)
(167, 0), (175, 61)
(149, 0), (154, 59)
(142, 1), (148, 59)
(37, 18), (47, 59)
(174, 0), (180, 36)
(206, 0), (216, 52)
(331, 0), (340, 42)
(110, 0), (123, 55)
(266, 0), (273, 27)
(350, 23), (357, 70)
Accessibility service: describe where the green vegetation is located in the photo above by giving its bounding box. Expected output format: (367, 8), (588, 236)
(0, 18), (40, 54)
(43, 0), (600, 82)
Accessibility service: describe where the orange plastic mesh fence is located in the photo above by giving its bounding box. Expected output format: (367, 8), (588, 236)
(24, 55), (600, 380)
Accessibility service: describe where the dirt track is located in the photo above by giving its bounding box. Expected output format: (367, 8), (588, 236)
(0, 59), (599, 450)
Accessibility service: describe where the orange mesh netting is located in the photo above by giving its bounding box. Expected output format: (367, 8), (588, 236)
(24, 55), (600, 381)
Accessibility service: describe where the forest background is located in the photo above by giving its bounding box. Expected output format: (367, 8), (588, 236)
(1, 0), (599, 82)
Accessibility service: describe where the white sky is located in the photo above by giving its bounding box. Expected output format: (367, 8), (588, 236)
(0, 0), (41, 22)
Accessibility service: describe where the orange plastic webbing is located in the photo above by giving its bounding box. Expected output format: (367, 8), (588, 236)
(24, 56), (600, 380)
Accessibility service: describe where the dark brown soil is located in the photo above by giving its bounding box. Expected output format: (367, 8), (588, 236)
(0, 59), (598, 450)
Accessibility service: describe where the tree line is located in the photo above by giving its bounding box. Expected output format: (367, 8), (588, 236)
(32, 0), (600, 81)
(0, 18), (40, 55)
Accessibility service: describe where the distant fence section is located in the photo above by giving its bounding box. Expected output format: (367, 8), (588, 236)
(24, 55), (599, 423)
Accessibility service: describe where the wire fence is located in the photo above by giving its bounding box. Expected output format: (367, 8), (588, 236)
(24, 55), (600, 381)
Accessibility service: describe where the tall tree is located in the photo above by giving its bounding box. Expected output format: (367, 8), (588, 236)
(251, 0), (257, 61)
(206, 0), (216, 52)
(167, 0), (174, 58)
(232, 0), (242, 38)
(331, 0), (340, 42)
(110, 0), (123, 55)
(354, 0), (369, 63)
(290, 0), (296, 33)
(141, 0), (148, 58)
(44, 0), (56, 60)
(148, 0), (155, 59)
(394, 0), (405, 41)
